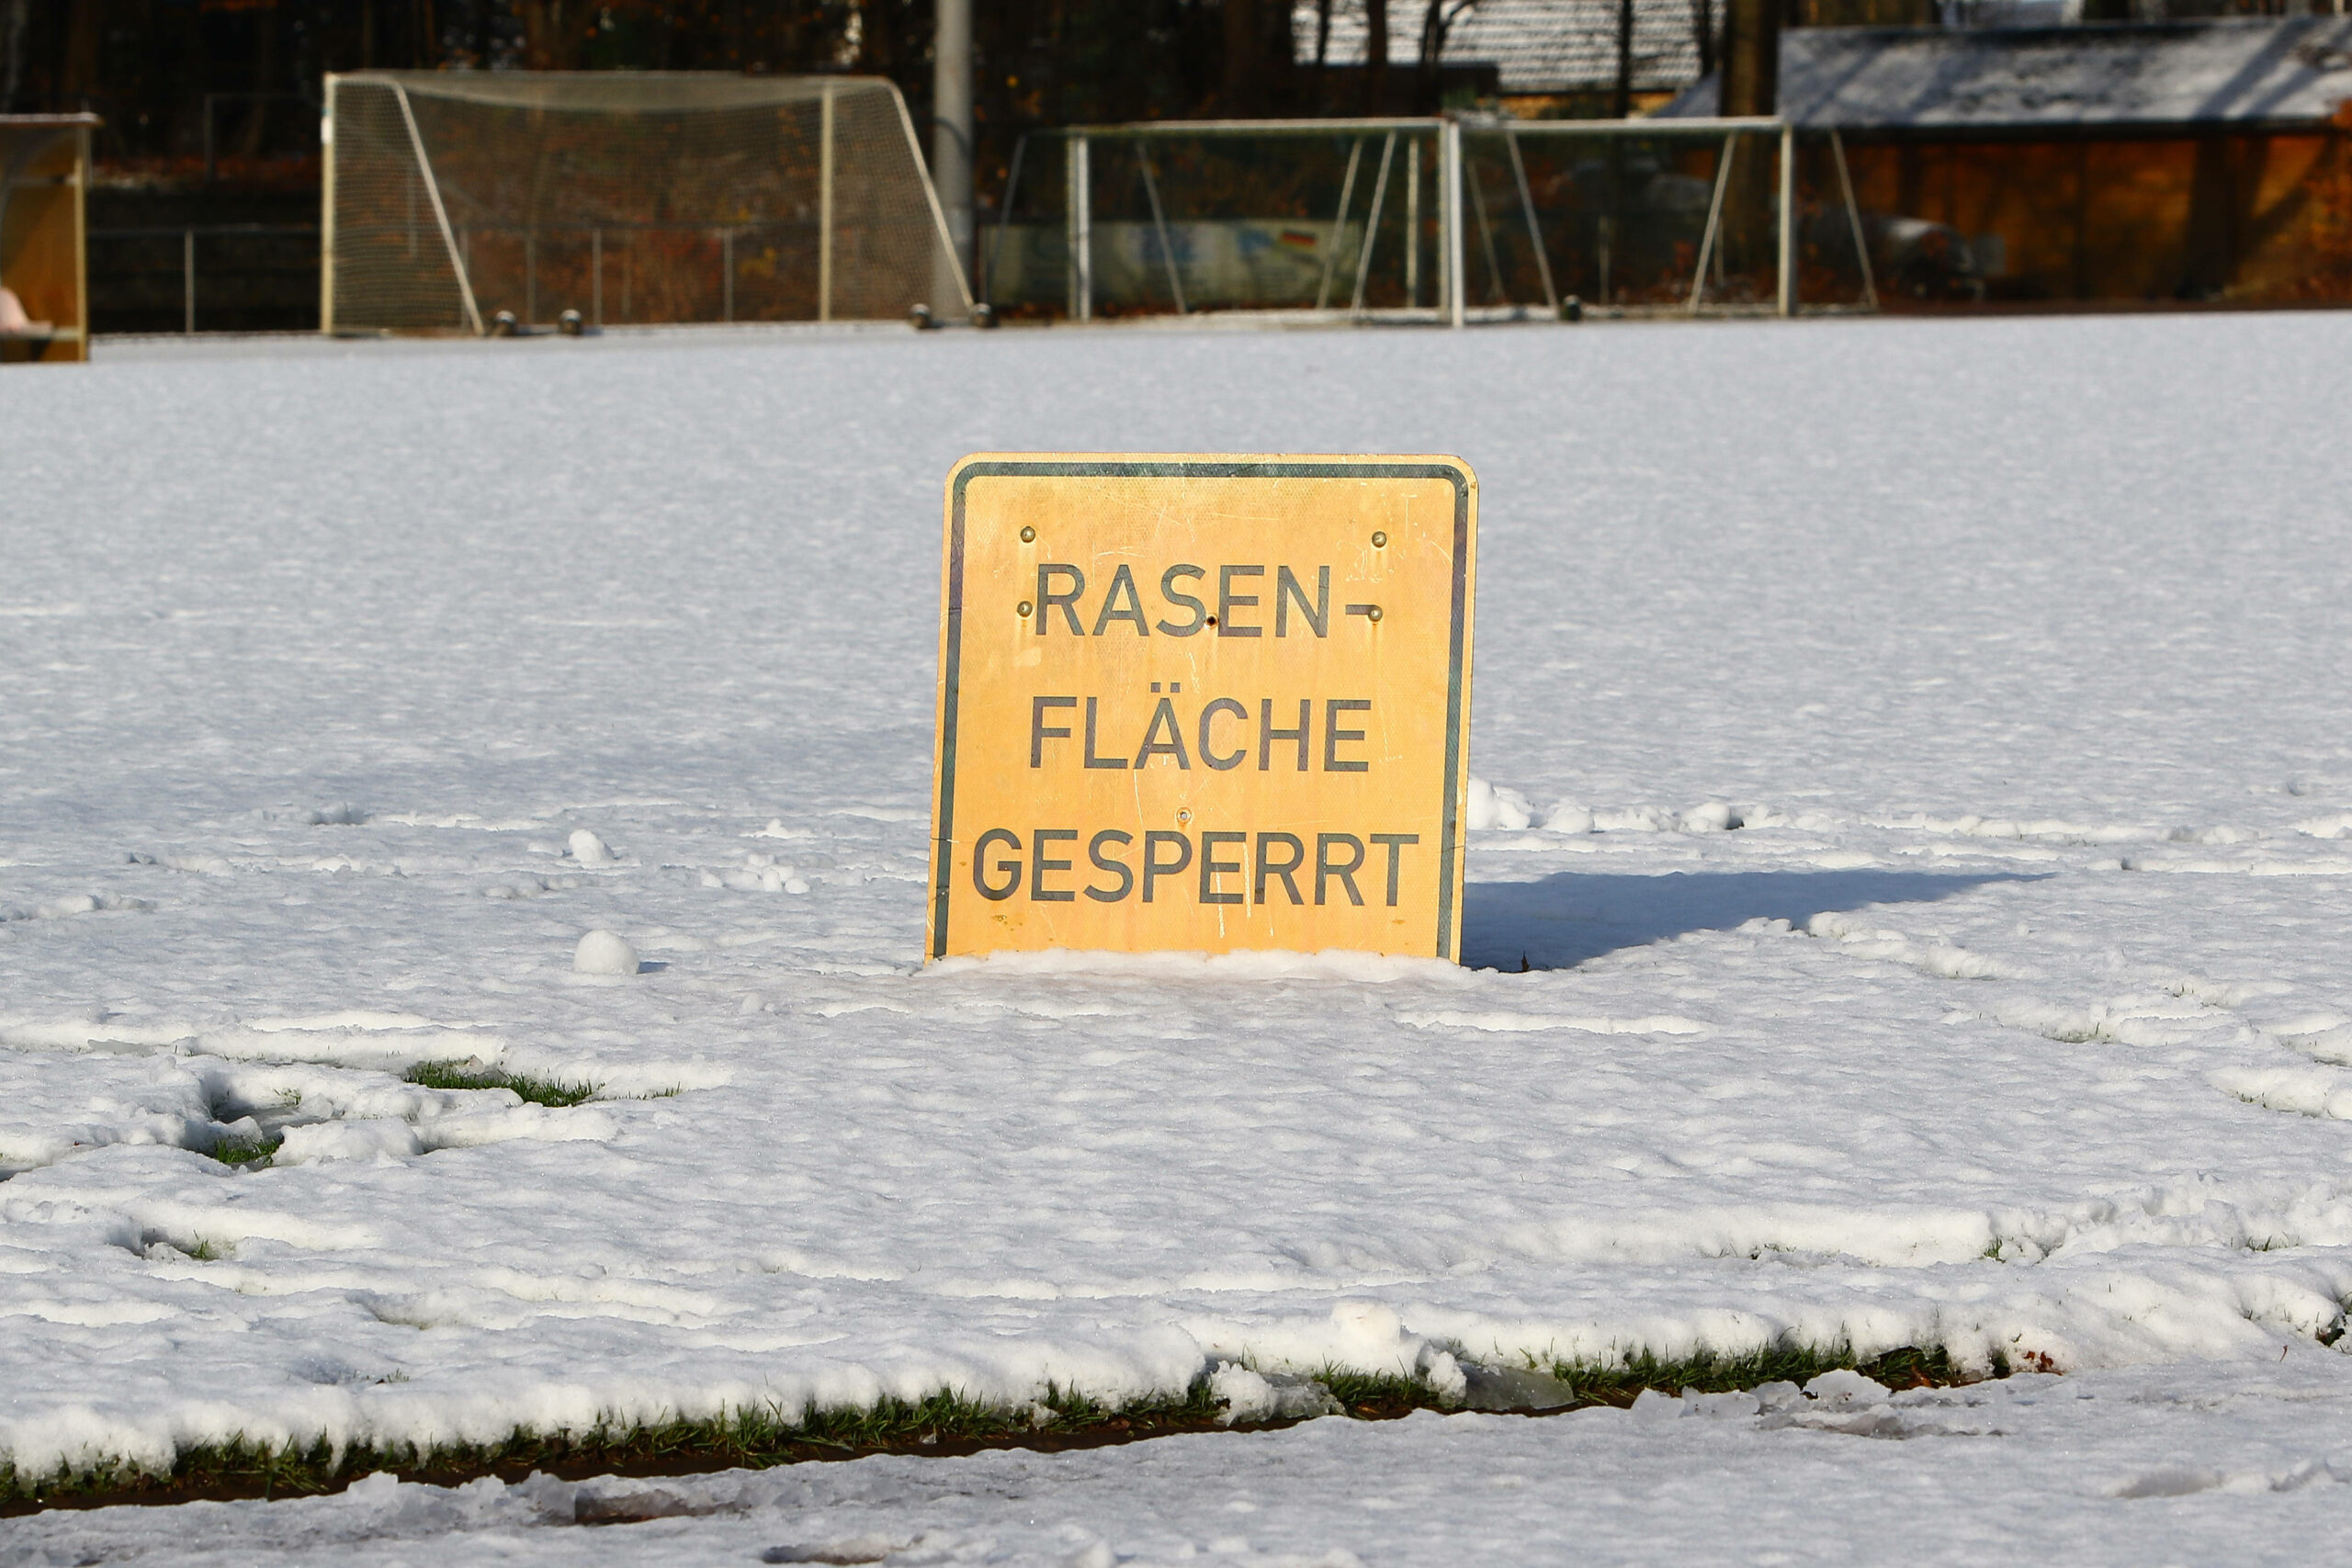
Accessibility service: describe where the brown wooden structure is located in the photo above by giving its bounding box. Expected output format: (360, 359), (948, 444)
(0, 115), (96, 364)
(1665, 18), (2352, 309)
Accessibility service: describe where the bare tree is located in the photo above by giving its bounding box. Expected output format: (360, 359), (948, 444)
(1414, 0), (1476, 112)
(1718, 0), (1776, 116)
(1, 0), (28, 114)
(62, 0), (103, 107)
(519, 0), (585, 69)
(1611, 0), (1633, 118)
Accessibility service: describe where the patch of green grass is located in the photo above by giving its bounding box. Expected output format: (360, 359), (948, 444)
(1309, 1366), (1440, 1414)
(404, 1061), (601, 1108)
(179, 1238), (226, 1262)
(1544, 1341), (1968, 1404)
(209, 1134), (282, 1168)
(0, 1384), (1227, 1512)
(0, 1343), (1992, 1514)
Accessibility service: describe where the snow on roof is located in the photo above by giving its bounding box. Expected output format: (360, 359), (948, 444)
(1293, 0), (1710, 96)
(1656, 17), (2352, 129)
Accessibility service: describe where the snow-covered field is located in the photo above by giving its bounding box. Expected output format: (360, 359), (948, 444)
(4, 312), (2351, 1562)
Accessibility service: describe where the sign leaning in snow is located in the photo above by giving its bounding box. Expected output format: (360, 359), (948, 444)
(928, 455), (1478, 961)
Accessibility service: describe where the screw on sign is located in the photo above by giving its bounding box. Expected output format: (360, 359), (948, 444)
(927, 455), (1478, 961)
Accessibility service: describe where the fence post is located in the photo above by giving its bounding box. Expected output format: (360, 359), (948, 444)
(1443, 120), (1466, 330)
(819, 83), (835, 322)
(1406, 136), (1420, 310)
(1777, 120), (1795, 319)
(320, 76), (336, 334)
(722, 228), (735, 322)
(592, 228), (603, 326)
(1068, 134), (1091, 322)
(184, 230), (196, 335)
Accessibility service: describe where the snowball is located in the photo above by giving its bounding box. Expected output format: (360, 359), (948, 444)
(1679, 801), (1738, 832)
(1630, 1387), (1685, 1422)
(1803, 1370), (1891, 1409)
(1465, 777), (1532, 831)
(276, 1118), (425, 1166)
(1420, 1348), (1468, 1404)
(1210, 1363), (1277, 1425)
(1206, 1364), (1340, 1425)
(568, 829), (616, 865)
(574, 930), (639, 976)
(1542, 800), (1596, 834)
(1683, 1389), (1763, 1418)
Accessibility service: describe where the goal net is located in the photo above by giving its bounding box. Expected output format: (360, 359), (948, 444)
(322, 72), (969, 334)
(984, 118), (1874, 322)
(1464, 119), (1876, 316)
(986, 122), (1448, 321)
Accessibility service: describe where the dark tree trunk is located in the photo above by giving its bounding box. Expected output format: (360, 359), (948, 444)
(1611, 0), (1634, 118)
(521, 0), (585, 70)
(1364, 0), (1386, 113)
(1717, 0), (1776, 117)
(1223, 0), (1265, 115)
(238, 1), (278, 156)
(62, 0), (103, 105)
(1415, 0), (1444, 114)
(2, 0), (30, 114)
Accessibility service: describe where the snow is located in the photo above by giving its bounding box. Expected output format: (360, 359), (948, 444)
(1660, 17), (2352, 130)
(10, 1360), (2352, 1565)
(567, 830), (617, 868)
(571, 929), (639, 976)
(5, 312), (2352, 1558)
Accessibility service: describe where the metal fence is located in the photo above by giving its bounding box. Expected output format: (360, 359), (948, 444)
(87, 224), (321, 334)
(440, 222), (829, 327)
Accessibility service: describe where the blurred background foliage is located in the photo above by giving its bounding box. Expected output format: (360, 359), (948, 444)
(7, 0), (1392, 192)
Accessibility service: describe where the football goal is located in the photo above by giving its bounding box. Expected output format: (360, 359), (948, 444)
(322, 72), (971, 335)
(983, 116), (1875, 324)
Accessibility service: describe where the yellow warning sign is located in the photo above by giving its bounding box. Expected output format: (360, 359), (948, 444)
(927, 455), (1478, 962)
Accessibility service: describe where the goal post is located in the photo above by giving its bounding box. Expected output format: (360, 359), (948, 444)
(321, 72), (972, 335)
(988, 118), (1456, 324)
(983, 115), (1874, 325)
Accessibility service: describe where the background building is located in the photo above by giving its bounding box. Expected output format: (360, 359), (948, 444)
(1663, 17), (2352, 305)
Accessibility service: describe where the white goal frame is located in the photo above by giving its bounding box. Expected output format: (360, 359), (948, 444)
(996, 114), (1871, 327)
(321, 71), (971, 336)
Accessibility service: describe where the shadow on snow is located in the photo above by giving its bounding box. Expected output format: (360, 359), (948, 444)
(1461, 868), (2042, 972)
